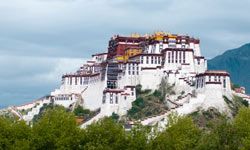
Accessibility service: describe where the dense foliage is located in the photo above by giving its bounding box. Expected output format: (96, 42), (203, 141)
(1, 107), (250, 149)
(128, 81), (174, 120)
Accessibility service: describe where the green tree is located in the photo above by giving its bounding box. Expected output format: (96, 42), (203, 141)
(0, 117), (32, 150)
(74, 105), (90, 116)
(127, 124), (151, 150)
(110, 112), (119, 122)
(152, 114), (201, 150)
(0, 117), (14, 150)
(83, 117), (127, 150)
(31, 107), (82, 150)
(234, 107), (250, 149)
(196, 118), (239, 150)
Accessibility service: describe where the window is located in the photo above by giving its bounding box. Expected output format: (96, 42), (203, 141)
(183, 51), (186, 63)
(70, 77), (72, 85)
(115, 95), (118, 104)
(197, 59), (200, 65)
(209, 76), (211, 82)
(110, 93), (113, 104)
(197, 79), (199, 88)
(141, 56), (143, 64)
(155, 56), (157, 64)
(175, 51), (178, 63)
(169, 44), (176, 48)
(128, 64), (131, 75)
(151, 56), (154, 64)
(172, 51), (174, 63)
(159, 43), (163, 51)
(214, 76), (217, 82)
(168, 52), (171, 63)
(146, 56), (149, 64)
(80, 77), (82, 85)
(179, 52), (182, 63)
(158, 57), (161, 64)
(201, 78), (203, 87)
(102, 94), (106, 104)
(223, 77), (226, 88)
(124, 96), (127, 100)
(132, 92), (134, 96)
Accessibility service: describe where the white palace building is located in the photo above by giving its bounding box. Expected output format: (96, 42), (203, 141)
(11, 32), (240, 125)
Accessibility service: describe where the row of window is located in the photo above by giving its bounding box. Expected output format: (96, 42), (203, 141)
(196, 77), (205, 88)
(208, 76), (226, 82)
(147, 43), (187, 53)
(107, 81), (117, 89)
(196, 76), (227, 89)
(102, 94), (127, 104)
(167, 51), (186, 64)
(127, 63), (139, 75)
(65, 76), (99, 85)
(147, 44), (159, 53)
(54, 97), (73, 101)
(140, 56), (161, 64)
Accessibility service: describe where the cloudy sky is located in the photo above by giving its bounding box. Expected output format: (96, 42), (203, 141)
(0, 0), (250, 108)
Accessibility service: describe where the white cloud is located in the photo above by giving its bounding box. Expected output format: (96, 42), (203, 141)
(0, 55), (84, 106)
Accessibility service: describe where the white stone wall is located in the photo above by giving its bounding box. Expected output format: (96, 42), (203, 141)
(92, 53), (107, 63)
(139, 69), (162, 90)
(51, 75), (106, 111)
(203, 84), (231, 112)
(52, 75), (101, 95)
(81, 80), (106, 110)
(195, 74), (232, 112)
(16, 103), (35, 111)
(194, 44), (201, 56)
(194, 58), (207, 74)
(54, 100), (76, 108)
(53, 94), (77, 108)
(101, 88), (136, 116)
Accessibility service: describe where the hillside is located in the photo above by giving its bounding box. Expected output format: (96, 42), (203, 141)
(208, 43), (250, 93)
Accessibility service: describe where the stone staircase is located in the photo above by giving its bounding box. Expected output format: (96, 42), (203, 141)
(80, 108), (101, 128)
(23, 102), (44, 122)
(9, 107), (23, 120)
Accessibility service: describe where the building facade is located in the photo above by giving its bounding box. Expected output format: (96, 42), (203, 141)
(50, 32), (232, 117)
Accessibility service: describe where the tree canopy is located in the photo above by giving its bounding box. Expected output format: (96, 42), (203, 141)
(0, 107), (250, 149)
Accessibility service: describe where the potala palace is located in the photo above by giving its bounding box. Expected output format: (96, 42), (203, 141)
(7, 32), (250, 126)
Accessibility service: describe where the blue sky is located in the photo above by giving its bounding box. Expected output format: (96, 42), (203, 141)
(0, 0), (250, 108)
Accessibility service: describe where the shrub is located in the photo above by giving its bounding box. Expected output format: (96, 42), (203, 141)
(74, 105), (91, 116)
(111, 112), (119, 121)
(133, 97), (145, 108)
(153, 90), (162, 98)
